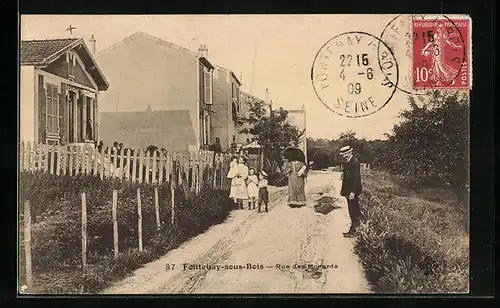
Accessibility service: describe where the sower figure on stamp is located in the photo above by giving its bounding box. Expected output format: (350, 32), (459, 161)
(339, 145), (363, 238)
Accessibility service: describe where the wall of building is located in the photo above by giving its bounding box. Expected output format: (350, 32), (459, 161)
(96, 33), (199, 151)
(43, 51), (97, 90)
(20, 66), (36, 143)
(211, 68), (230, 149)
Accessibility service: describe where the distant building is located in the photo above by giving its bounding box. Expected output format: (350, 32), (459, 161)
(287, 105), (307, 162)
(96, 32), (214, 152)
(212, 66), (242, 150)
(20, 38), (109, 145)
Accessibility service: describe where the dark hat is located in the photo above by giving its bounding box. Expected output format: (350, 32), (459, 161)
(340, 146), (353, 155)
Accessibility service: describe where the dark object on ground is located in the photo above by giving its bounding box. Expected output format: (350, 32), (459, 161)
(313, 196), (340, 215)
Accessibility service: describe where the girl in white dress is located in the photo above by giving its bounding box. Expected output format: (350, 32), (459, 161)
(234, 156), (249, 209)
(246, 168), (259, 210)
(227, 156), (238, 204)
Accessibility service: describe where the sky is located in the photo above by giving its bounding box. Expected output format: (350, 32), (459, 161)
(21, 14), (421, 140)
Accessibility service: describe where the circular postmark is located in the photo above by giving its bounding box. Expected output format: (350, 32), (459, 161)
(380, 14), (468, 92)
(378, 14), (423, 95)
(311, 31), (399, 118)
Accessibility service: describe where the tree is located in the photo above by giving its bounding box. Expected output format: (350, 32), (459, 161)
(378, 91), (469, 203)
(238, 99), (304, 173)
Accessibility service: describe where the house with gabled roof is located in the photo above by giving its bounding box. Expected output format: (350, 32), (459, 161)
(96, 31), (215, 152)
(20, 38), (109, 145)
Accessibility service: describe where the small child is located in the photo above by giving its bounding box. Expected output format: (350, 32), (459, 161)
(246, 168), (258, 210)
(258, 170), (269, 213)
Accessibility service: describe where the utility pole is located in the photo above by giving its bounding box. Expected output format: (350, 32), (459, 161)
(250, 43), (257, 93)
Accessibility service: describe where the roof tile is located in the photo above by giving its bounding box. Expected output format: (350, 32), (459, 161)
(20, 38), (79, 65)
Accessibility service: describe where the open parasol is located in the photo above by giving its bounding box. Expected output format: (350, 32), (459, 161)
(282, 146), (306, 164)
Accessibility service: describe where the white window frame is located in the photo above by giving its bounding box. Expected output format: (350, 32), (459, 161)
(46, 83), (59, 137)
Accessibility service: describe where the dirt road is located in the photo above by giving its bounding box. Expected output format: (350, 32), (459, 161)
(102, 171), (372, 294)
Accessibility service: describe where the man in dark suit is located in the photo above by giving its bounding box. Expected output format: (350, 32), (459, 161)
(339, 145), (363, 238)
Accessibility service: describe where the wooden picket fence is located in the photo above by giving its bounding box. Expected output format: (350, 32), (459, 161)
(18, 141), (237, 191)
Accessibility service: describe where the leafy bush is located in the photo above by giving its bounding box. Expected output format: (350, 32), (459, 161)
(353, 170), (469, 293)
(19, 171), (233, 294)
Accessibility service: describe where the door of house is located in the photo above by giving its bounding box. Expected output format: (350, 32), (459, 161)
(68, 91), (76, 143)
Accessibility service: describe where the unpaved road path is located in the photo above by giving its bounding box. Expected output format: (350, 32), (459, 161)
(102, 171), (372, 294)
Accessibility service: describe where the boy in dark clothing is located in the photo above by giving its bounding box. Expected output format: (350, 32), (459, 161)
(258, 170), (269, 213)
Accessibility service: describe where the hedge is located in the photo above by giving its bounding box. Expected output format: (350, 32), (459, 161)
(354, 170), (469, 293)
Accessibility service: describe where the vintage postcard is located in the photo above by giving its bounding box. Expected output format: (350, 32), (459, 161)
(18, 14), (471, 294)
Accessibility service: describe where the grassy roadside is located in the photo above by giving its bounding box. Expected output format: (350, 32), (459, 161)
(354, 170), (469, 293)
(19, 172), (234, 294)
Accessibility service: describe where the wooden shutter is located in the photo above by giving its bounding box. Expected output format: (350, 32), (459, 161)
(38, 75), (46, 143)
(94, 97), (99, 142)
(199, 64), (204, 104)
(82, 96), (87, 141)
(59, 84), (67, 145)
(204, 70), (212, 104)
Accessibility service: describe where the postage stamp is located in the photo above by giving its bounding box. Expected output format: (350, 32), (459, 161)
(411, 17), (471, 90)
(311, 31), (399, 118)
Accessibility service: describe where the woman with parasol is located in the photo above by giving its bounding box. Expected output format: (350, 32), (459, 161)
(282, 145), (308, 208)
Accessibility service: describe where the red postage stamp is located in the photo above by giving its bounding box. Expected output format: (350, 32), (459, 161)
(412, 18), (470, 90)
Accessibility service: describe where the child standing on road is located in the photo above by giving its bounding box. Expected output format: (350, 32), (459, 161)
(258, 170), (269, 213)
(247, 168), (258, 210)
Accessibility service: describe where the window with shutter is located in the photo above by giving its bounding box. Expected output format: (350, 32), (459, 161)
(204, 69), (212, 104)
(46, 84), (59, 136)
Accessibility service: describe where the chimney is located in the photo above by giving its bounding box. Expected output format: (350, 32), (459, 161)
(89, 34), (96, 54)
(198, 44), (208, 58)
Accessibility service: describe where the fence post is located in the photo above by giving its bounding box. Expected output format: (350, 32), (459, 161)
(81, 192), (87, 271)
(118, 148), (125, 180)
(152, 151), (158, 185)
(27, 141), (33, 172)
(92, 147), (98, 177)
(113, 148), (118, 178)
(154, 187), (160, 230)
(87, 146), (93, 175)
(137, 188), (143, 252)
(75, 146), (81, 176)
(99, 148), (105, 180)
(125, 149), (131, 182)
(132, 150), (138, 183)
(138, 150), (144, 184)
(145, 151), (151, 184)
(112, 189), (118, 259)
(43, 145), (49, 173)
(68, 145), (74, 176)
(55, 146), (61, 176)
(23, 200), (32, 289)
(158, 151), (164, 184)
(106, 148), (113, 179)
